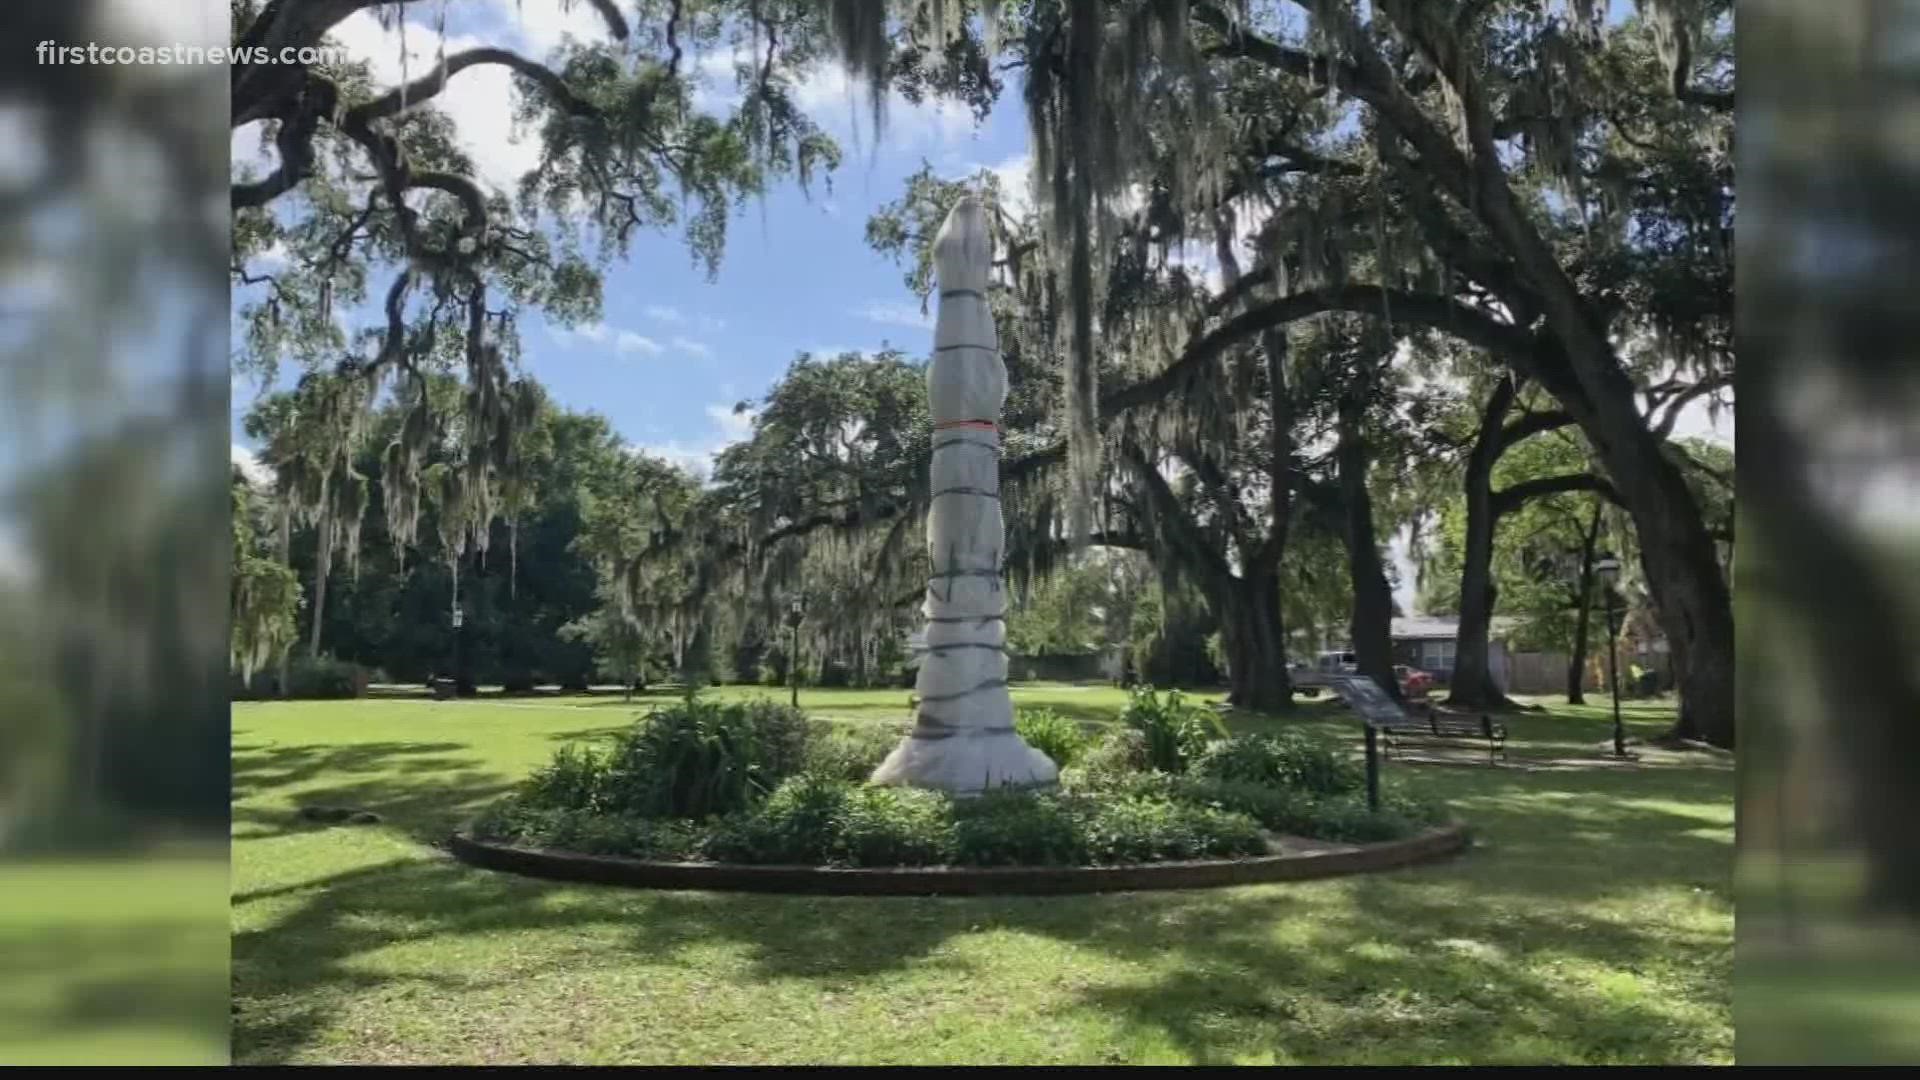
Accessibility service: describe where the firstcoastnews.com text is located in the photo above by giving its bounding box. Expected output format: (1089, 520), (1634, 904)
(35, 41), (348, 66)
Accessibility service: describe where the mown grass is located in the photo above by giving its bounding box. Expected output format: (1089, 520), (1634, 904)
(1, 854), (230, 1065)
(233, 684), (1731, 1065)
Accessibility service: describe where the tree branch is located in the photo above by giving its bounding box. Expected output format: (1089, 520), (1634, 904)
(1650, 372), (1731, 440)
(1497, 407), (1575, 450)
(1491, 473), (1622, 517)
(348, 47), (599, 126)
(1109, 284), (1533, 416)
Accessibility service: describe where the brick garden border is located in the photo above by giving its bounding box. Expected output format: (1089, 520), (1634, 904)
(447, 823), (1470, 896)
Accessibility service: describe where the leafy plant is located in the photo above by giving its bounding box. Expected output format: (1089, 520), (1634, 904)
(1120, 686), (1225, 773)
(831, 785), (954, 866)
(1075, 728), (1152, 780)
(1170, 776), (1319, 834)
(519, 744), (610, 812)
(1013, 707), (1091, 768)
(703, 773), (851, 864)
(599, 697), (813, 820)
(1077, 796), (1266, 864)
(949, 791), (1088, 867)
(1191, 732), (1362, 796)
(802, 722), (904, 782)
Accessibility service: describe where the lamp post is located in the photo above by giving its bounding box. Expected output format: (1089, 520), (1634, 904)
(1595, 552), (1625, 757)
(786, 598), (804, 709)
(448, 596), (464, 700)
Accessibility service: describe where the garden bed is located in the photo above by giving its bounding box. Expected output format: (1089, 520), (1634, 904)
(448, 823), (1470, 895)
(452, 689), (1465, 890)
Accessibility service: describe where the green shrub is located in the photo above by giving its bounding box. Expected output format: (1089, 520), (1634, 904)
(1192, 732), (1362, 796)
(518, 744), (610, 812)
(1077, 796), (1267, 864)
(1170, 776), (1318, 834)
(1120, 686), (1224, 772)
(601, 696), (813, 820)
(471, 802), (702, 860)
(1076, 728), (1152, 779)
(1296, 795), (1421, 844)
(279, 657), (364, 699)
(950, 791), (1087, 866)
(702, 773), (851, 864)
(803, 723), (903, 782)
(831, 785), (955, 866)
(1013, 707), (1090, 768)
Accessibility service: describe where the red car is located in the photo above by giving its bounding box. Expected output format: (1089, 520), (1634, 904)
(1395, 665), (1434, 699)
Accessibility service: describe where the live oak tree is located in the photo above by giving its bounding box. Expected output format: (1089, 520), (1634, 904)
(230, 0), (919, 606)
(819, 0), (1735, 744)
(230, 468), (303, 685)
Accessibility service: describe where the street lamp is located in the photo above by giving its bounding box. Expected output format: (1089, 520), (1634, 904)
(786, 598), (804, 708)
(1594, 552), (1626, 757)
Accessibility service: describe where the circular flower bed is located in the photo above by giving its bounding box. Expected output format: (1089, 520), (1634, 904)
(462, 689), (1456, 881)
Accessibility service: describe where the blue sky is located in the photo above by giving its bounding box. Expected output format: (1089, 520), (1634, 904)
(231, 0), (1032, 475)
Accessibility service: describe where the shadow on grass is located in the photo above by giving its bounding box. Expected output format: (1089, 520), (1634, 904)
(231, 741), (517, 842)
(232, 726), (1731, 1064)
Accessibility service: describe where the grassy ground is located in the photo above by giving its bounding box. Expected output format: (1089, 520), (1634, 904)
(233, 684), (1732, 1065)
(1, 854), (230, 1065)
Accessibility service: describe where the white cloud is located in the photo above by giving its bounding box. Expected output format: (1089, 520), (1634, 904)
(230, 120), (270, 177)
(854, 300), (934, 331)
(327, 12), (541, 196)
(232, 443), (273, 489)
(672, 336), (713, 358)
(976, 152), (1032, 221)
(635, 400), (760, 480)
(706, 402), (756, 442)
(692, 49), (978, 151)
(644, 305), (684, 324)
(615, 330), (662, 355)
(546, 321), (608, 346)
(496, 0), (620, 58)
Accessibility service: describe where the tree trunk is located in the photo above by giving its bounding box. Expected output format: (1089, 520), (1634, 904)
(1449, 377), (1516, 709)
(1337, 389), (1399, 701)
(1566, 500), (1604, 704)
(277, 505), (293, 697)
(1216, 570), (1291, 713)
(1481, 199), (1734, 745)
(307, 504), (331, 661)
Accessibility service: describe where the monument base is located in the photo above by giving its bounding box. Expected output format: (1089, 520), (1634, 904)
(869, 729), (1060, 795)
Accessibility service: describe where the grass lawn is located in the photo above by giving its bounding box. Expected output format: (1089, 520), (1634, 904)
(233, 683), (1732, 1065)
(1, 854), (230, 1065)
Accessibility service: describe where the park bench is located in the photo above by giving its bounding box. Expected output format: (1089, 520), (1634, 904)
(1378, 704), (1508, 763)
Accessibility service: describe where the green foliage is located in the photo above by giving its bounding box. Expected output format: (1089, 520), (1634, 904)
(827, 785), (955, 867)
(1168, 776), (1320, 834)
(1013, 707), (1090, 768)
(597, 697), (813, 820)
(471, 802), (702, 861)
(1076, 796), (1267, 864)
(1075, 728), (1152, 779)
(262, 657), (364, 700)
(948, 790), (1087, 867)
(518, 744), (610, 813)
(230, 476), (301, 684)
(1191, 733), (1363, 797)
(1120, 686), (1224, 773)
(703, 772), (851, 864)
(802, 723), (904, 782)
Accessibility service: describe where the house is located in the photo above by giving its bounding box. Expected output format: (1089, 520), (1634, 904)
(1385, 614), (1671, 696)
(1387, 615), (1520, 692)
